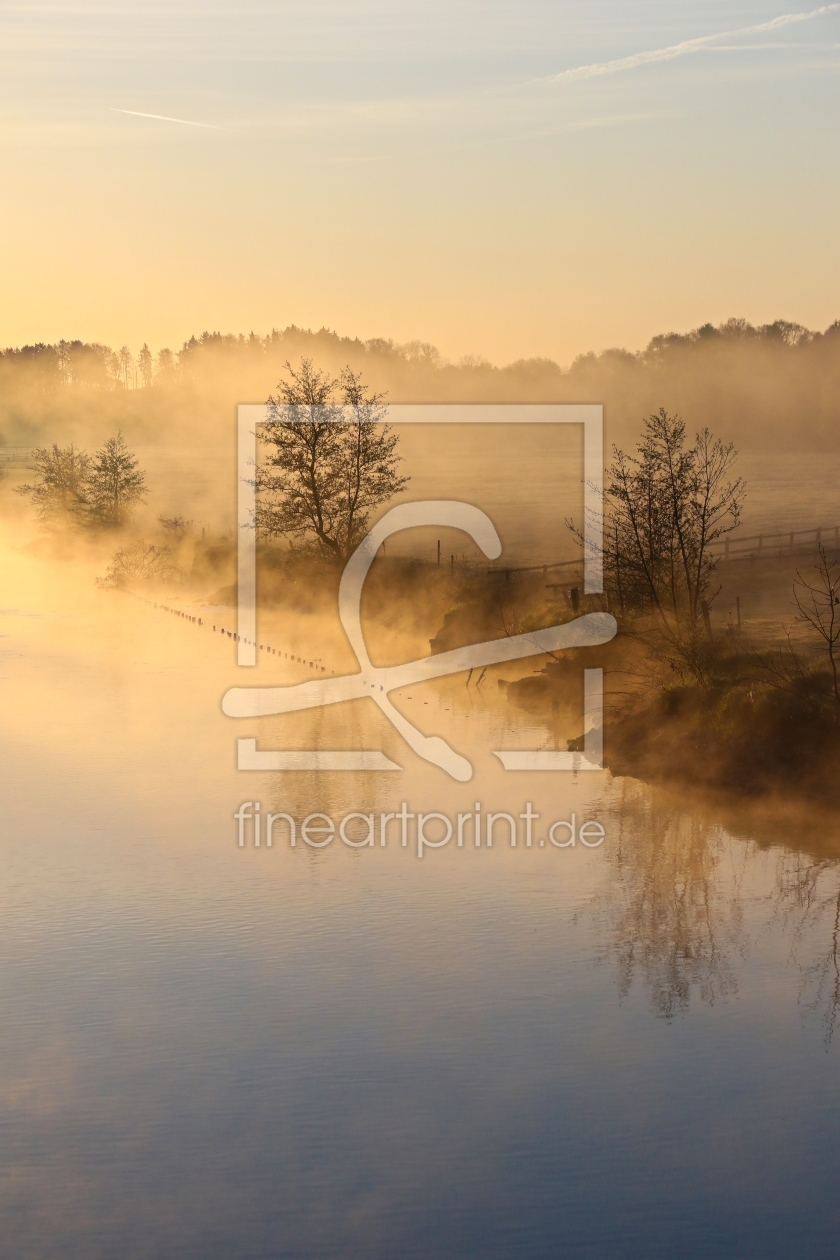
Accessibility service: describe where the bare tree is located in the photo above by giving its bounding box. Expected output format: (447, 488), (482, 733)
(336, 366), (407, 552)
(15, 443), (91, 526)
(255, 359), (408, 562)
(98, 540), (181, 588)
(578, 410), (744, 681)
(794, 547), (840, 705)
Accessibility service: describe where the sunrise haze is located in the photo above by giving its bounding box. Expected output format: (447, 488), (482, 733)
(2, 0), (839, 362)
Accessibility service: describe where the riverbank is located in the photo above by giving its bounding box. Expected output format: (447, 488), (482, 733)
(605, 666), (840, 803)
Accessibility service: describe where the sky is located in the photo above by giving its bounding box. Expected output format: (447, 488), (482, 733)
(1, 0), (839, 364)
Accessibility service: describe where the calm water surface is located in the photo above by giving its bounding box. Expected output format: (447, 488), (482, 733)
(2, 540), (840, 1259)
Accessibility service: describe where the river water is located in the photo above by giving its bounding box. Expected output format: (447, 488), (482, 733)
(2, 534), (840, 1259)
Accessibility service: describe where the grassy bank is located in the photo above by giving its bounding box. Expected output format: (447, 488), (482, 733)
(605, 663), (840, 801)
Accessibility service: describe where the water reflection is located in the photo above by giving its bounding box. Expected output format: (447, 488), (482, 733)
(589, 782), (744, 1017)
(774, 850), (840, 1046)
(588, 780), (840, 1042)
(5, 534), (840, 1256)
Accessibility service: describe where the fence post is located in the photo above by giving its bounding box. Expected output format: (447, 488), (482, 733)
(700, 598), (713, 643)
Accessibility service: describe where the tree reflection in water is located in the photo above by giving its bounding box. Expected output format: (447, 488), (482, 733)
(588, 780), (840, 1041)
(774, 850), (840, 1048)
(586, 781), (745, 1018)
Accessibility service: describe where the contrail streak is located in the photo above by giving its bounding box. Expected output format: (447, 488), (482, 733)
(112, 108), (225, 130)
(533, 3), (840, 85)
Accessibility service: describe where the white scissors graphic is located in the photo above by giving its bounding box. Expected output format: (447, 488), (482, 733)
(222, 501), (616, 781)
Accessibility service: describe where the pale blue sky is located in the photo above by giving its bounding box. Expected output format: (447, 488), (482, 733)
(2, 1), (838, 360)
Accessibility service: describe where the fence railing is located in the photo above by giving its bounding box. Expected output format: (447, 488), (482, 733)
(0, 447), (35, 467)
(486, 557), (582, 579)
(485, 522), (840, 581)
(709, 525), (840, 562)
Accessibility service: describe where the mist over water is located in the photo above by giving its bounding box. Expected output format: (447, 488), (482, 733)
(4, 0), (840, 1242)
(4, 440), (840, 1255)
(3, 320), (840, 1256)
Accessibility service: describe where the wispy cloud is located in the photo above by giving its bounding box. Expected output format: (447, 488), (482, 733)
(112, 108), (226, 131)
(532, 3), (840, 85)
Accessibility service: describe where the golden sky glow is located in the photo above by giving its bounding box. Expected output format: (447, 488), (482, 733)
(1, 1), (839, 362)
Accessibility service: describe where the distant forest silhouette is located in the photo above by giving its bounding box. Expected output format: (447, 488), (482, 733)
(2, 317), (839, 451)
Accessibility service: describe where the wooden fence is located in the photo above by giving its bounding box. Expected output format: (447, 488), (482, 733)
(486, 523), (840, 581)
(709, 525), (840, 564)
(0, 447), (35, 468)
(486, 557), (582, 580)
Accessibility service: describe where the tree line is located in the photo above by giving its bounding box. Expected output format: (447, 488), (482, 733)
(3, 316), (839, 397)
(5, 319), (840, 459)
(0, 331), (442, 396)
(0, 341), (155, 393)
